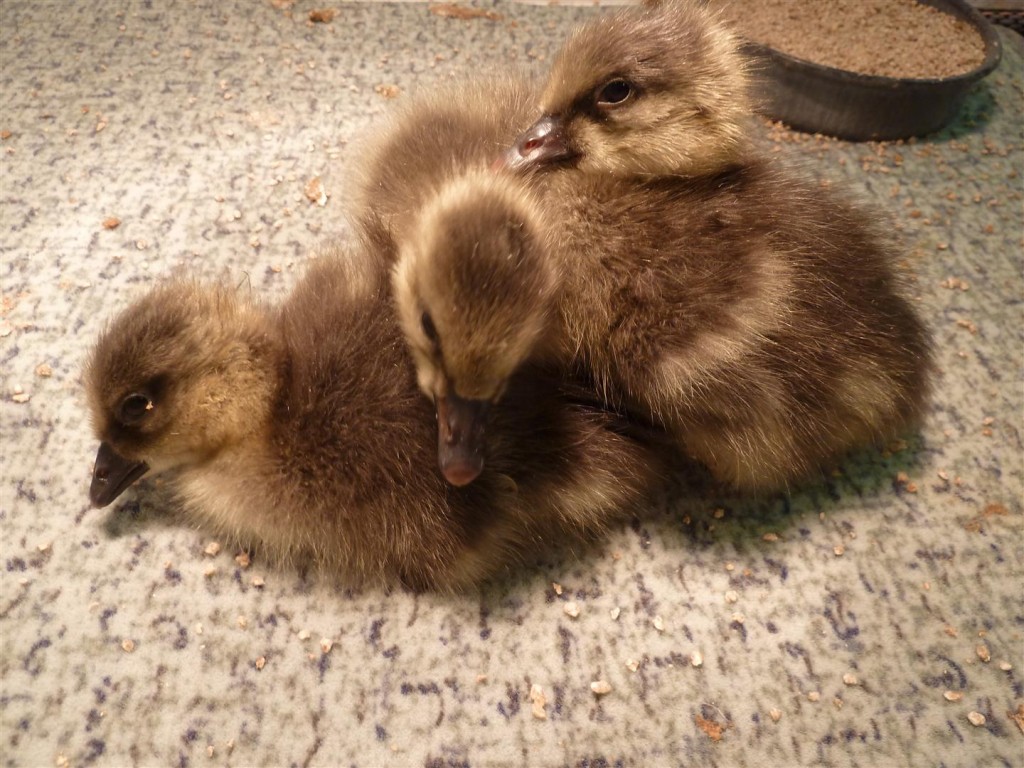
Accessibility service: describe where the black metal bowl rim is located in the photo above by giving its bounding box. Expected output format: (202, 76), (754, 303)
(737, 0), (1003, 88)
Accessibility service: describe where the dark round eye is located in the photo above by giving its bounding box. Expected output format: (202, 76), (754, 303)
(421, 311), (439, 345)
(117, 393), (153, 425)
(596, 79), (633, 107)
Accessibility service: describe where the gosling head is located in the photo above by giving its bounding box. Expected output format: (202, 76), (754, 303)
(393, 171), (558, 486)
(84, 281), (277, 507)
(500, 0), (750, 177)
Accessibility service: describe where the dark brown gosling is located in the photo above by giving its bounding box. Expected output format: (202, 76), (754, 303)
(395, 161), (932, 493)
(84, 237), (664, 591)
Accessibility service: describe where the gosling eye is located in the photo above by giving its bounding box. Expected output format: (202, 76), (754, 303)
(117, 392), (153, 426)
(595, 79), (634, 107)
(421, 311), (439, 346)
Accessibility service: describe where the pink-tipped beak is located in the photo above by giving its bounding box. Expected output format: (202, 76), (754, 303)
(495, 115), (576, 172)
(435, 392), (491, 487)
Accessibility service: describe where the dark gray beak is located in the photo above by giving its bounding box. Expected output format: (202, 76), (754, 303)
(496, 115), (576, 172)
(435, 392), (491, 487)
(90, 441), (149, 508)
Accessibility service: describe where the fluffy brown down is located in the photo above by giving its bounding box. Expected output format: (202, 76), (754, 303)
(348, 74), (540, 249)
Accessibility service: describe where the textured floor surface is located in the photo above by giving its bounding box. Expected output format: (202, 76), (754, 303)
(1, 2), (1022, 767)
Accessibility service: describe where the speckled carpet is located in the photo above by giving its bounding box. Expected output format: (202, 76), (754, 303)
(1, 2), (1022, 767)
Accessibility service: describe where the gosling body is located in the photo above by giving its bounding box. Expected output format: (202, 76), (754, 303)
(423, 0), (931, 490)
(85, 239), (662, 590)
(401, 160), (931, 492)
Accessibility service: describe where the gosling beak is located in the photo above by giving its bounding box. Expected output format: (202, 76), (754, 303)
(435, 392), (490, 487)
(497, 115), (576, 172)
(90, 441), (149, 508)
